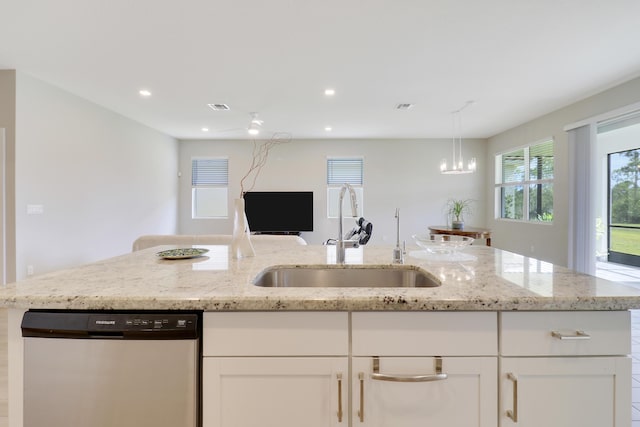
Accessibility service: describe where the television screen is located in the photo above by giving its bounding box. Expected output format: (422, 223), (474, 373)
(243, 191), (314, 233)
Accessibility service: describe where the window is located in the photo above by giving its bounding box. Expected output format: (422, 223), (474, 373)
(192, 158), (228, 218)
(327, 158), (364, 218)
(495, 139), (554, 222)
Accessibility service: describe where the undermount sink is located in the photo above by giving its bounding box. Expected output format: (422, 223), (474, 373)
(253, 265), (441, 288)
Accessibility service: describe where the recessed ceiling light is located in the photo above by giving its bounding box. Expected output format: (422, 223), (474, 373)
(139, 89), (152, 97)
(324, 88), (335, 96)
(201, 127), (209, 132)
(325, 126), (332, 131)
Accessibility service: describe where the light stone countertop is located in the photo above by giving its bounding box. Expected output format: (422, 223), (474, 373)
(2, 242), (640, 311)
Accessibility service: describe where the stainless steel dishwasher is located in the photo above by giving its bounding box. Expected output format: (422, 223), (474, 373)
(21, 310), (201, 427)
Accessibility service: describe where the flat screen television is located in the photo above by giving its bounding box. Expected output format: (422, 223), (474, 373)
(243, 191), (314, 233)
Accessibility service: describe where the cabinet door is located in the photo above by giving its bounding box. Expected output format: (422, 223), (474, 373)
(352, 357), (497, 427)
(500, 357), (631, 427)
(203, 357), (348, 427)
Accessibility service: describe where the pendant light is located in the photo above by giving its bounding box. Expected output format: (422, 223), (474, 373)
(440, 101), (476, 174)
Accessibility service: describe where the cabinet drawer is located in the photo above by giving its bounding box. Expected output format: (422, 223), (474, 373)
(352, 312), (498, 356)
(203, 312), (348, 356)
(500, 311), (630, 356)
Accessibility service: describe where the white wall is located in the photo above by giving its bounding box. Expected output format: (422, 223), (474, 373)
(179, 138), (487, 246)
(486, 75), (640, 267)
(15, 73), (179, 279)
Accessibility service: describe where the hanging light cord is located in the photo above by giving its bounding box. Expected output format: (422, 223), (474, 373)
(451, 101), (474, 169)
(441, 100), (475, 174)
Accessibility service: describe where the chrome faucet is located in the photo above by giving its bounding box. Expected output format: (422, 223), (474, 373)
(392, 208), (404, 264)
(337, 183), (359, 264)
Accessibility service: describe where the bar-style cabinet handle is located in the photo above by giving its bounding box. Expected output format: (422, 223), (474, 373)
(370, 356), (448, 382)
(357, 372), (364, 422)
(506, 373), (518, 422)
(551, 330), (591, 340)
(337, 373), (343, 422)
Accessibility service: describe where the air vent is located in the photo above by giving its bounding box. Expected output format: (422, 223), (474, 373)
(207, 103), (230, 111)
(395, 103), (414, 110)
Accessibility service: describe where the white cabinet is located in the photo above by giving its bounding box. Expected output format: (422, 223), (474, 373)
(204, 357), (348, 427)
(352, 356), (497, 427)
(202, 312), (349, 357)
(202, 312), (349, 427)
(202, 310), (632, 427)
(500, 311), (631, 357)
(351, 311), (497, 356)
(352, 312), (498, 427)
(500, 357), (630, 427)
(499, 311), (631, 427)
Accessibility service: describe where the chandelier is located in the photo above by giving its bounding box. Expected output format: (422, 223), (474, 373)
(440, 101), (476, 174)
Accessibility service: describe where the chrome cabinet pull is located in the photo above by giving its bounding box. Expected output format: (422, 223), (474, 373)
(337, 373), (343, 422)
(506, 373), (518, 422)
(551, 330), (591, 340)
(370, 356), (448, 382)
(357, 372), (364, 422)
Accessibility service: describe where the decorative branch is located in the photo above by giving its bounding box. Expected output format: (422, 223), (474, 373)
(239, 132), (292, 197)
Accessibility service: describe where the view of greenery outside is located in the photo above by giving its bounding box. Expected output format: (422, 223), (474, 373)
(609, 148), (640, 257)
(610, 227), (640, 257)
(498, 140), (553, 221)
(528, 142), (554, 221)
(501, 187), (523, 220)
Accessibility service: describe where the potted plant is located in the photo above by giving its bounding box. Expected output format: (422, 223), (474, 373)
(446, 198), (473, 230)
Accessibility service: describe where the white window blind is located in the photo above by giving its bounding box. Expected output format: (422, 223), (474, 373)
(529, 140), (554, 181)
(192, 158), (228, 186)
(327, 158), (364, 218)
(327, 158), (363, 185)
(192, 158), (228, 218)
(501, 149), (525, 183)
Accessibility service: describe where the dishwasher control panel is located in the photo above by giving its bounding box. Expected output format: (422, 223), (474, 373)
(91, 314), (196, 331)
(22, 311), (200, 340)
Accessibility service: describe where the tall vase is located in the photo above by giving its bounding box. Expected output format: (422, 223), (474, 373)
(231, 197), (255, 259)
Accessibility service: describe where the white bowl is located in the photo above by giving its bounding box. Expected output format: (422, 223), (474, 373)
(412, 234), (474, 254)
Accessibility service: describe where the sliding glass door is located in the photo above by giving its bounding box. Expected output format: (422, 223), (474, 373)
(608, 147), (640, 267)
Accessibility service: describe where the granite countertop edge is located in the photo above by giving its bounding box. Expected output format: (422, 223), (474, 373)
(2, 295), (639, 312)
(2, 244), (640, 312)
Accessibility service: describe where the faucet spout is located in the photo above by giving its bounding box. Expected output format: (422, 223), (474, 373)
(337, 183), (359, 264)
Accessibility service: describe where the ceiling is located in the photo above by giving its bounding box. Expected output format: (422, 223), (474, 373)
(1, 0), (640, 140)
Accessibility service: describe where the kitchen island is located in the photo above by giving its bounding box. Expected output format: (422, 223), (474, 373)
(3, 242), (640, 427)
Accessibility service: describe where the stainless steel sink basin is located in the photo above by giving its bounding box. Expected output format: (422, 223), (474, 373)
(253, 265), (441, 288)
